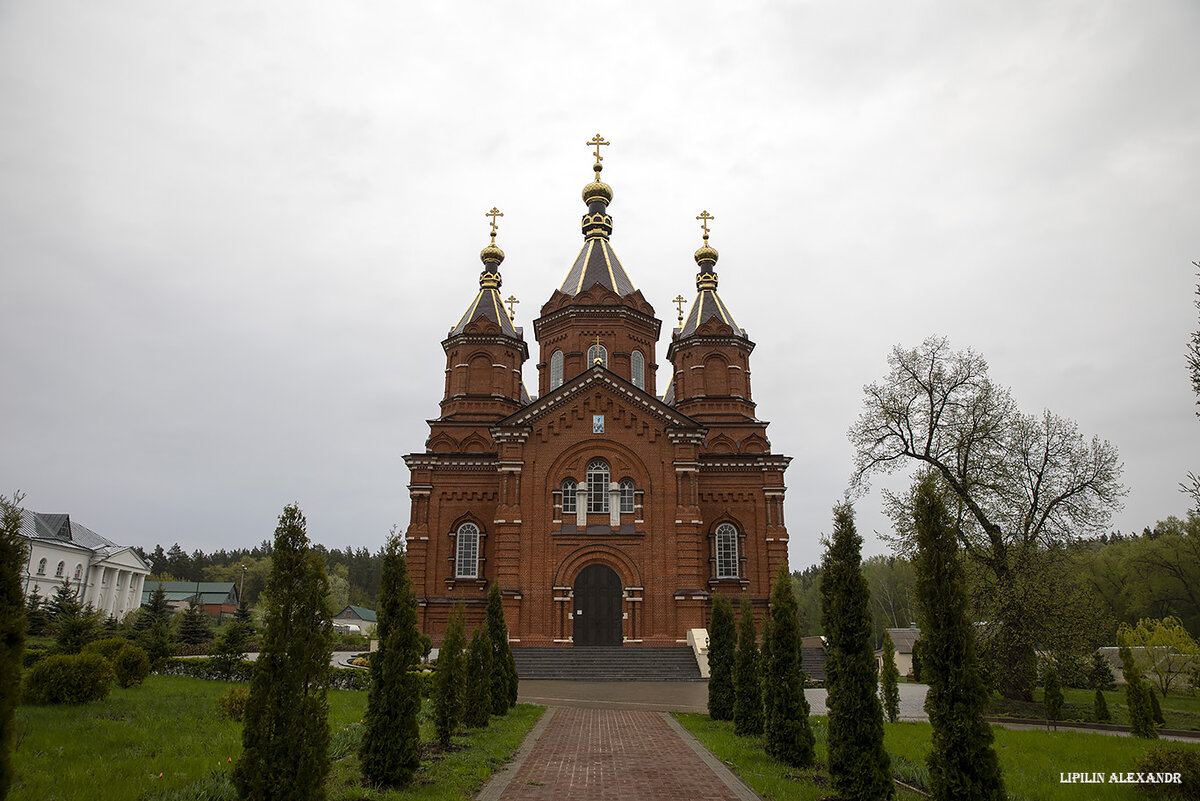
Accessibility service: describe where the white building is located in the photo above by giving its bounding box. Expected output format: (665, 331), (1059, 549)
(19, 510), (150, 621)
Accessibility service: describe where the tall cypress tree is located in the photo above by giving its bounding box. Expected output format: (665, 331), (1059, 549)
(912, 474), (1005, 801)
(234, 504), (333, 801)
(1043, 665), (1064, 730)
(733, 597), (763, 736)
(359, 532), (421, 787)
(820, 502), (893, 800)
(433, 606), (467, 747)
(1119, 644), (1157, 738)
(464, 626), (494, 728)
(1, 496), (28, 801)
(707, 594), (736, 721)
(485, 584), (517, 715)
(763, 567), (815, 767)
(880, 633), (901, 723)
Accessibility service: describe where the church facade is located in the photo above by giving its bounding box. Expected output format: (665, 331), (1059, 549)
(404, 140), (791, 646)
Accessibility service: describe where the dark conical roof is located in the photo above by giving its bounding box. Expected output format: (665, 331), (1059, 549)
(557, 137), (638, 298)
(676, 221), (745, 338)
(448, 225), (522, 339)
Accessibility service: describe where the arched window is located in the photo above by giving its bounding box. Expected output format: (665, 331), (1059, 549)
(455, 522), (480, 578)
(550, 350), (564, 390)
(716, 523), (739, 579)
(561, 478), (578, 514)
(74, 564), (82, 581)
(631, 350), (645, 389)
(619, 479), (635, 513)
(55, 561), (64, 578)
(37, 558), (46, 575)
(586, 459), (610, 513)
(587, 343), (607, 368)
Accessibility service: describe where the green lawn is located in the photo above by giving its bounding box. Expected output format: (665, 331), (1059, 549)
(988, 687), (1200, 731)
(11, 675), (542, 801)
(675, 713), (1200, 801)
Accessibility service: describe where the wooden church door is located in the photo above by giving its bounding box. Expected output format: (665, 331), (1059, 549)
(573, 564), (622, 646)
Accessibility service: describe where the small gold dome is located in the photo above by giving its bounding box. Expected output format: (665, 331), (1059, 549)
(480, 243), (505, 264)
(694, 244), (719, 266)
(582, 180), (613, 205)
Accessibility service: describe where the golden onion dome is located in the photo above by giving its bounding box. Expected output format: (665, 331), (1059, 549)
(694, 244), (719, 266)
(582, 179), (613, 205)
(480, 243), (505, 265)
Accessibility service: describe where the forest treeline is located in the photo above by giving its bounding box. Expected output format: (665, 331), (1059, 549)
(132, 540), (383, 611)
(793, 511), (1200, 649)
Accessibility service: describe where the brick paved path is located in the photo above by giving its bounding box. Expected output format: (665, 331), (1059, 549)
(481, 707), (757, 801)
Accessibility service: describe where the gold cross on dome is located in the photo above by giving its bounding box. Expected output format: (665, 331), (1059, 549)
(587, 134), (610, 163)
(505, 295), (519, 320)
(485, 207), (503, 242)
(673, 294), (687, 325)
(696, 210), (715, 239)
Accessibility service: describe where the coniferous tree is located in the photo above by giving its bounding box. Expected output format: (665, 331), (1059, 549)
(707, 594), (736, 721)
(1, 496), (28, 801)
(24, 587), (49, 636)
(1119, 644), (1157, 738)
(821, 502), (894, 800)
(464, 626), (493, 728)
(1094, 689), (1111, 722)
(234, 504), (333, 801)
(360, 532), (421, 787)
(763, 567), (815, 767)
(178, 597), (212, 645)
(210, 613), (254, 679)
(732, 597), (763, 736)
(46, 579), (80, 622)
(52, 583), (99, 655)
(1149, 686), (1165, 726)
(881, 633), (901, 723)
(432, 606), (467, 747)
(1089, 651), (1115, 691)
(1043, 665), (1064, 730)
(234, 596), (255, 628)
(485, 584), (517, 715)
(912, 473), (1005, 801)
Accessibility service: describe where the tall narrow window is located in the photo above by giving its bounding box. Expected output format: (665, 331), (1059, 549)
(37, 558), (46, 575)
(587, 343), (607, 368)
(550, 350), (564, 389)
(455, 522), (480, 578)
(631, 350), (645, 389)
(619, 479), (635, 513)
(55, 561), (64, 578)
(716, 524), (739, 579)
(74, 564), (82, 581)
(586, 459), (610, 513)
(561, 479), (578, 514)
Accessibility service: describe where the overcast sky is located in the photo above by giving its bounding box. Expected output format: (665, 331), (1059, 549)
(2, 1), (1197, 570)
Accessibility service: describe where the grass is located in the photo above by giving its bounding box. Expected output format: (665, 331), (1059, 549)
(988, 687), (1200, 731)
(11, 675), (542, 801)
(676, 713), (1200, 801)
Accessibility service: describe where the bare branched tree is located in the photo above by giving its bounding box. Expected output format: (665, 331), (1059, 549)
(1182, 261), (1200, 508)
(848, 336), (1125, 698)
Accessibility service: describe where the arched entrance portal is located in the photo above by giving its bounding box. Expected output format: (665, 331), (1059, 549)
(573, 564), (622, 646)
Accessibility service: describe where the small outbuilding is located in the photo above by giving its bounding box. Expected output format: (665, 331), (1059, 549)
(333, 605), (377, 636)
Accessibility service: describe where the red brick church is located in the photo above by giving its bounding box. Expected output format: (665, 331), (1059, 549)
(404, 139), (791, 647)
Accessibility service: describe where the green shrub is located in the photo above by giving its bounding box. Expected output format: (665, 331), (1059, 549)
(112, 643), (151, 688)
(707, 594), (735, 721)
(1094, 689), (1111, 722)
(1133, 745), (1200, 799)
(216, 686), (251, 721)
(24, 653), (114, 704)
(22, 645), (48, 669)
(82, 636), (129, 662)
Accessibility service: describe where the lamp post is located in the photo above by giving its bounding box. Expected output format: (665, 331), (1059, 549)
(239, 564), (246, 604)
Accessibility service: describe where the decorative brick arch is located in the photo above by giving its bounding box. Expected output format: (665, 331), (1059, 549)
(554, 543), (642, 588)
(545, 438), (655, 495)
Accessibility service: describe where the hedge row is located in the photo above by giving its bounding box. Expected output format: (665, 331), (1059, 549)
(152, 658), (372, 691)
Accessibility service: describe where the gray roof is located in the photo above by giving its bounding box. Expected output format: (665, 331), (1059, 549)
(558, 237), (637, 297)
(17, 509), (130, 560)
(886, 627), (921, 654)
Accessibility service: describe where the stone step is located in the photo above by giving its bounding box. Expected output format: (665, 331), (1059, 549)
(512, 646), (703, 681)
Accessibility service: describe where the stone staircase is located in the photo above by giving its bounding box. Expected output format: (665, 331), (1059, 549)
(512, 646), (704, 681)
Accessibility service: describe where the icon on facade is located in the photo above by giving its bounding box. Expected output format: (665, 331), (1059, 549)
(593, 415), (604, 434)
